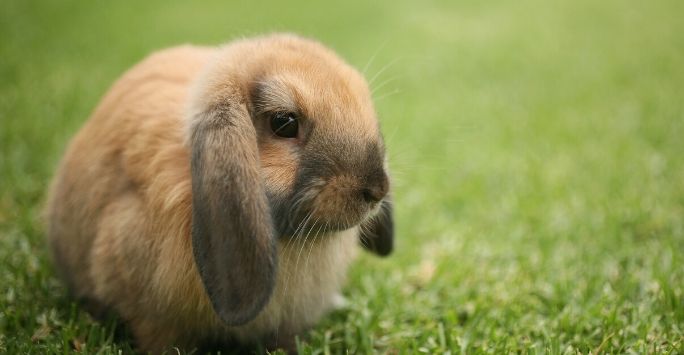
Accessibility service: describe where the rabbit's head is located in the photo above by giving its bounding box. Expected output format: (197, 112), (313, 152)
(188, 34), (393, 327)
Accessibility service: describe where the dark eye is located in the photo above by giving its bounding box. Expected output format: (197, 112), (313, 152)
(270, 112), (299, 138)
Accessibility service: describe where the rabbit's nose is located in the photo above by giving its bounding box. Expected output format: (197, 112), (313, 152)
(361, 172), (389, 203)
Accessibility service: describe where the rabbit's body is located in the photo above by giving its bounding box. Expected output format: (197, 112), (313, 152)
(47, 35), (392, 352)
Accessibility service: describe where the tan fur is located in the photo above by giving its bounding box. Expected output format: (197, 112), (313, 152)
(46, 34), (385, 352)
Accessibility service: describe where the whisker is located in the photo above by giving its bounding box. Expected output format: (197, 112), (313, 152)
(362, 40), (388, 75)
(275, 209), (311, 343)
(284, 213), (315, 332)
(293, 215), (320, 279)
(371, 75), (401, 96)
(368, 58), (399, 87)
(373, 88), (401, 102)
(305, 220), (327, 268)
(279, 210), (314, 302)
(284, 210), (313, 252)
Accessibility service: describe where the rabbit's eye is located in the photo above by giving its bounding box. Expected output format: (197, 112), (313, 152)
(270, 112), (299, 138)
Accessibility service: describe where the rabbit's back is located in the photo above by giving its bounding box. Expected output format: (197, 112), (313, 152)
(45, 45), (215, 308)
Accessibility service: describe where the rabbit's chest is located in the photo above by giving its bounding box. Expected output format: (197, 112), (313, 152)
(229, 228), (359, 341)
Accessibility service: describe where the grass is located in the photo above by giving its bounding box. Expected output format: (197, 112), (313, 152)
(1, 0), (683, 353)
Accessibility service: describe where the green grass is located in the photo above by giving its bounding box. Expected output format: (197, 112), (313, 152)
(2, 0), (683, 353)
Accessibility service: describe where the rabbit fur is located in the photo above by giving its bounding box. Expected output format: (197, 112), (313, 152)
(45, 33), (393, 352)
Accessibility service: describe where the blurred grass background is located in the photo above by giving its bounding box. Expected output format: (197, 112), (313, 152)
(1, 0), (683, 353)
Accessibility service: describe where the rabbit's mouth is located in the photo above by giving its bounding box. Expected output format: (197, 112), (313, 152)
(278, 208), (378, 240)
(268, 172), (388, 239)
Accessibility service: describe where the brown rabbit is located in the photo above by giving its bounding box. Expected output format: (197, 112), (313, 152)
(45, 33), (393, 352)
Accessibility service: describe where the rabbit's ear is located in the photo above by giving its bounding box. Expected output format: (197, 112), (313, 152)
(360, 198), (394, 256)
(190, 99), (277, 326)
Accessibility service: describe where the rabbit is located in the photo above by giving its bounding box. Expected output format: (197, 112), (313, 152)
(44, 33), (393, 352)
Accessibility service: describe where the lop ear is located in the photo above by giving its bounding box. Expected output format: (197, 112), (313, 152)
(360, 197), (394, 256)
(190, 97), (277, 326)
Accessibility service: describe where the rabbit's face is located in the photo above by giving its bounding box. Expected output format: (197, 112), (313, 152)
(250, 62), (389, 237)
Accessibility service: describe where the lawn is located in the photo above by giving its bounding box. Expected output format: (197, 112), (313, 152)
(1, 0), (683, 353)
